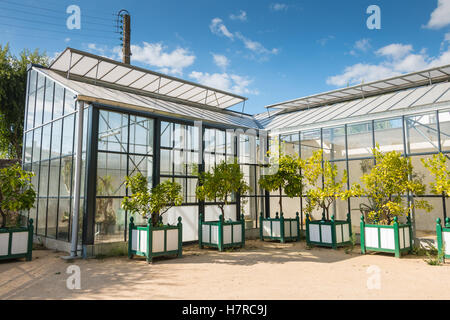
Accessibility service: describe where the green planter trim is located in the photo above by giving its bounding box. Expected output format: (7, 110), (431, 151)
(128, 216), (183, 263)
(199, 213), (245, 251)
(260, 212), (300, 243)
(436, 218), (450, 262)
(305, 213), (352, 249)
(0, 219), (34, 262)
(360, 215), (412, 258)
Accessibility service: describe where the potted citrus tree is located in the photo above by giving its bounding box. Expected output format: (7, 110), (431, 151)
(122, 174), (183, 263)
(422, 153), (450, 262)
(258, 150), (302, 242)
(0, 163), (36, 261)
(196, 160), (250, 251)
(303, 150), (352, 249)
(354, 145), (432, 258)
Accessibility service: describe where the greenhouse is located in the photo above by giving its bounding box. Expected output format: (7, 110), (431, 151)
(22, 47), (450, 255)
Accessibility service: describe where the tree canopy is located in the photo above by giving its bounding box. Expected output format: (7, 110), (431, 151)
(0, 43), (48, 159)
(0, 163), (36, 228)
(349, 145), (432, 225)
(196, 160), (250, 217)
(421, 153), (450, 197)
(258, 149), (303, 214)
(122, 174), (183, 227)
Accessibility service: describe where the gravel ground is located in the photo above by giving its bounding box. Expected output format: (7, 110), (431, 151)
(0, 240), (449, 300)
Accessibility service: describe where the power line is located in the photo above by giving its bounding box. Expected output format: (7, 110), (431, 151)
(0, 22), (118, 41)
(0, 0), (115, 22)
(0, 5), (115, 28)
(0, 14), (114, 34)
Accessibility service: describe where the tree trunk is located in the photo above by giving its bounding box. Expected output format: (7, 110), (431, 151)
(151, 212), (159, 227)
(0, 209), (6, 229)
(279, 187), (283, 214)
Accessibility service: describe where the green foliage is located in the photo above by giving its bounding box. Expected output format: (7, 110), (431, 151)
(122, 174), (183, 227)
(0, 163), (36, 228)
(349, 145), (432, 225)
(258, 147), (303, 213)
(421, 153), (450, 197)
(423, 245), (444, 266)
(344, 232), (357, 254)
(302, 150), (348, 221)
(0, 44), (48, 159)
(196, 159), (250, 217)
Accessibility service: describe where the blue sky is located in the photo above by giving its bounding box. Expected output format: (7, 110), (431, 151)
(1, 0), (450, 114)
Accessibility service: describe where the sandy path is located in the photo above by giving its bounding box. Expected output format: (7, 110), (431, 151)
(0, 240), (449, 300)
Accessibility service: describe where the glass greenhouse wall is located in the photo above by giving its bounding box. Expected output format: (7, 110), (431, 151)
(22, 55), (450, 250)
(269, 111), (450, 237)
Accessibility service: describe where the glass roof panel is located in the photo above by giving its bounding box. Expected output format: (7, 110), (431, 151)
(49, 48), (246, 109)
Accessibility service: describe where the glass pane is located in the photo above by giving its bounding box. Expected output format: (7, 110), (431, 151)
(280, 133), (300, 156)
(322, 126), (346, 160)
(405, 113), (439, 154)
(60, 157), (73, 197)
(439, 110), (450, 152)
(204, 128), (215, 152)
(174, 123), (185, 149)
(128, 155), (152, 187)
(51, 119), (62, 158)
(36, 198), (47, 236)
(39, 160), (49, 198)
(48, 159), (60, 197)
(34, 73), (45, 127)
(41, 124), (51, 161)
(160, 122), (172, 148)
(160, 149), (173, 175)
(374, 118), (404, 153)
(347, 122), (373, 158)
(57, 198), (70, 241)
(26, 71), (37, 131)
(98, 111), (128, 152)
(53, 83), (64, 119)
(24, 131), (33, 163)
(46, 199), (58, 239)
(129, 116), (153, 155)
(61, 114), (75, 156)
(32, 128), (42, 163)
(94, 198), (125, 243)
(300, 129), (321, 160)
(64, 89), (76, 114)
(186, 178), (198, 203)
(96, 152), (127, 197)
(43, 78), (54, 124)
(174, 150), (185, 175)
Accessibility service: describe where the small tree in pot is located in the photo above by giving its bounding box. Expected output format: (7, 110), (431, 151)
(122, 173), (183, 226)
(350, 145), (432, 225)
(195, 160), (250, 218)
(0, 163), (36, 228)
(303, 149), (348, 221)
(258, 150), (303, 214)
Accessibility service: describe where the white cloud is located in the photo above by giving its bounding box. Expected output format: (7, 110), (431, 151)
(189, 71), (259, 95)
(235, 32), (278, 55)
(375, 43), (413, 60)
(425, 0), (450, 29)
(327, 40), (450, 87)
(317, 35), (335, 46)
(209, 18), (278, 58)
(129, 42), (195, 76)
(212, 54), (230, 69)
(210, 18), (234, 40)
(230, 10), (247, 22)
(64, 38), (71, 43)
(355, 38), (371, 52)
(270, 3), (288, 11)
(349, 38), (371, 56)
